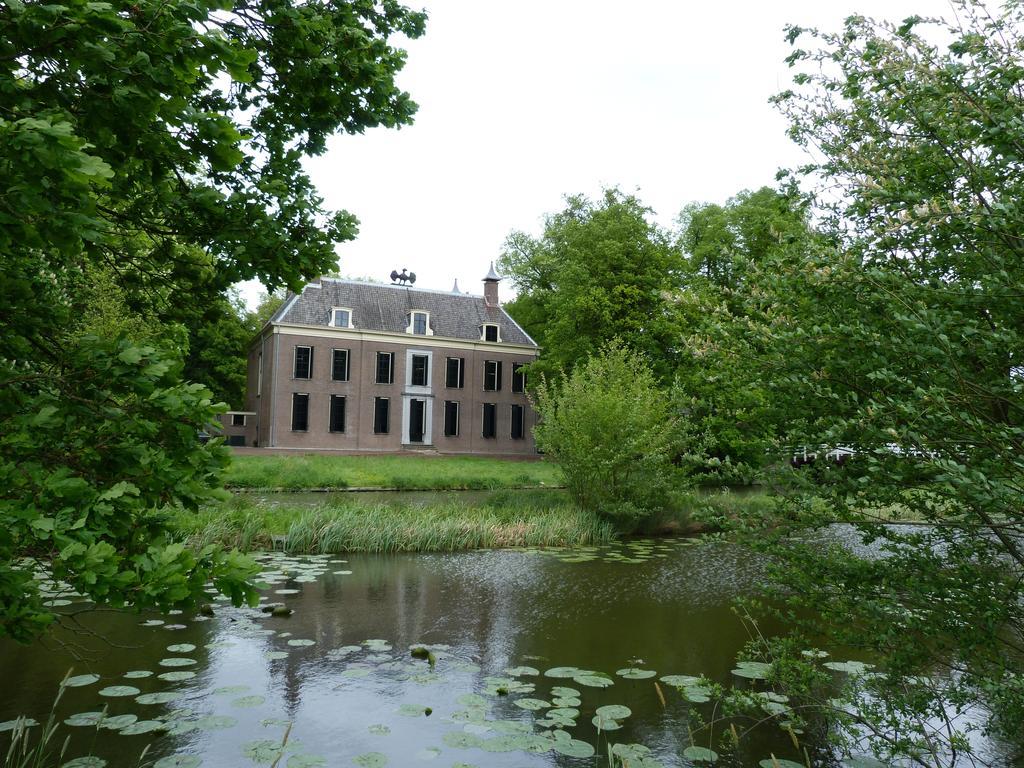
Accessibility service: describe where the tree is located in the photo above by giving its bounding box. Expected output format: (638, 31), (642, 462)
(532, 344), (683, 526)
(500, 189), (685, 381)
(1, 0), (426, 640)
(673, 187), (822, 478)
(723, 3), (1024, 762)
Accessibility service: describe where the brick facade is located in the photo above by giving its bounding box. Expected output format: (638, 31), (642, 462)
(243, 274), (540, 456)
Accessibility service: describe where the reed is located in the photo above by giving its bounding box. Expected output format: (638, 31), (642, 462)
(223, 453), (562, 491)
(173, 495), (614, 554)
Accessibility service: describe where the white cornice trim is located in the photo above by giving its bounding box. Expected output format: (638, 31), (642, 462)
(272, 323), (541, 354)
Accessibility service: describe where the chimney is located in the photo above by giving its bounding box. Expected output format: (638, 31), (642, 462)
(483, 262), (501, 307)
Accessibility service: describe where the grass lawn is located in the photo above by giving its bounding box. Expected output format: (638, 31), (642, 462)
(176, 491), (612, 553)
(224, 453), (564, 490)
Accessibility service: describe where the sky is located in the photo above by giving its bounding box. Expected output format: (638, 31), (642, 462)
(239, 0), (959, 306)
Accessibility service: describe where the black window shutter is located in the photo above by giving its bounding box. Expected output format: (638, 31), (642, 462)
(444, 401), (459, 437)
(482, 403), (496, 438)
(511, 405), (524, 439)
(292, 394), (309, 431)
(330, 395), (346, 433)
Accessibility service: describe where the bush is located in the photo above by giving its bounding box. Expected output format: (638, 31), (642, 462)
(532, 343), (683, 527)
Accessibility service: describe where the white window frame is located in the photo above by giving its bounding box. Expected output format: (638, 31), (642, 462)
(293, 345), (313, 380)
(331, 348), (351, 382)
(481, 323), (500, 342)
(330, 307), (354, 328)
(375, 351), (395, 385)
(291, 393), (310, 432)
(405, 310), (434, 336)
(407, 350), (431, 388)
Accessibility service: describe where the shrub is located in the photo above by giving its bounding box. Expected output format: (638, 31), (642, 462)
(532, 343), (683, 527)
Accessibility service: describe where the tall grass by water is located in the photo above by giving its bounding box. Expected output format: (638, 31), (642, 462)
(224, 453), (563, 490)
(175, 492), (614, 553)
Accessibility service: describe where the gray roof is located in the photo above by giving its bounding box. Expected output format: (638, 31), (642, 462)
(270, 278), (537, 347)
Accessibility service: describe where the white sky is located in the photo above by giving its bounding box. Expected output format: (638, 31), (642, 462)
(239, 0), (959, 307)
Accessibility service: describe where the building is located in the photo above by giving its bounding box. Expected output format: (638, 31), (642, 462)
(240, 265), (540, 455)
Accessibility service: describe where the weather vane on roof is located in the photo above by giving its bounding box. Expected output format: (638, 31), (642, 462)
(390, 268), (416, 286)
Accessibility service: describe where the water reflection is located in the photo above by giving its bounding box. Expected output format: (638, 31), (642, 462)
(0, 538), (885, 766)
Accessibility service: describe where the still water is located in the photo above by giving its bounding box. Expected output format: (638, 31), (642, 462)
(0, 536), (936, 767)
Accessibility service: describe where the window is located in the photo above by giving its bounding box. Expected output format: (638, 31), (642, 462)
(414, 312), (427, 334)
(293, 346), (313, 379)
(446, 357), (465, 388)
(373, 397), (390, 434)
(511, 363), (526, 393)
(331, 349), (350, 382)
(257, 352), (263, 396)
(482, 403), (496, 438)
(291, 393), (309, 431)
(411, 354), (429, 387)
(510, 405), (524, 439)
(483, 360), (502, 391)
(329, 395), (346, 433)
(482, 324), (499, 342)
(443, 401), (460, 437)
(331, 308), (352, 328)
(231, 413), (246, 427)
(375, 352), (394, 384)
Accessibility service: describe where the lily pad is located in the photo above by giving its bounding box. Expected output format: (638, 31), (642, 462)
(98, 686), (140, 697)
(64, 674), (101, 688)
(123, 671), (153, 679)
(550, 686), (579, 697)
(368, 724), (391, 736)
(397, 704), (432, 717)
(232, 695), (266, 708)
(573, 673), (614, 688)
(443, 732), (483, 749)
(265, 651), (289, 660)
(243, 740), (283, 762)
(552, 739), (595, 758)
(65, 712), (106, 727)
(154, 756), (202, 768)
(0, 718), (38, 731)
(683, 746), (719, 763)
(661, 674), (701, 687)
(595, 704), (632, 720)
(592, 714), (622, 731)
(352, 753), (387, 768)
(61, 759), (106, 768)
(160, 657), (197, 667)
(136, 692), (183, 705)
(512, 698), (550, 711)
(543, 666), (580, 678)
(119, 720), (165, 735)
(158, 671), (196, 682)
(167, 644), (196, 653)
(287, 639), (315, 647)
(732, 661), (772, 680)
(287, 756), (326, 768)
(616, 668), (656, 679)
(194, 715), (238, 731)
(98, 714), (138, 730)
(214, 685), (250, 696)
(503, 666), (539, 677)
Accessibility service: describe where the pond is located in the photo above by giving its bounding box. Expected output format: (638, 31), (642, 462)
(0, 535), (999, 767)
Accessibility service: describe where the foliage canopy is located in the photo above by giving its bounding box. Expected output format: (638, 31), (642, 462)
(0, 0), (425, 640)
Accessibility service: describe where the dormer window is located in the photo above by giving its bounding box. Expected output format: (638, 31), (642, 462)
(406, 310), (433, 336)
(481, 323), (500, 342)
(331, 308), (353, 328)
